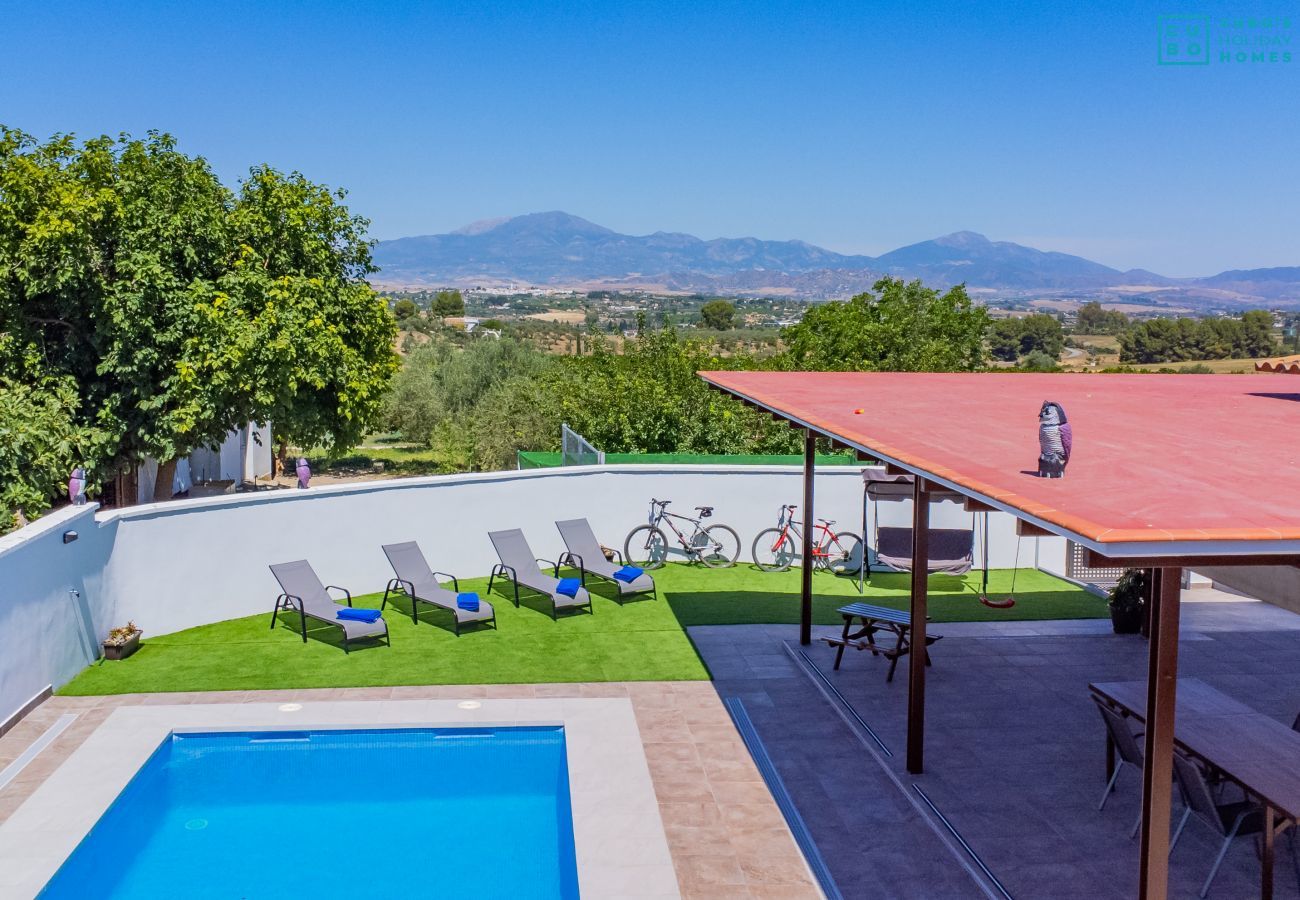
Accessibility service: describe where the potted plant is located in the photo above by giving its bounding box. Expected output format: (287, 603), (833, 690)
(1107, 570), (1147, 635)
(103, 622), (142, 660)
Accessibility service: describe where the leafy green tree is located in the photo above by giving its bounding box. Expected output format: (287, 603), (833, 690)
(1019, 349), (1060, 371)
(432, 289), (465, 318)
(0, 128), (397, 507)
(552, 328), (798, 456)
(1017, 313), (1065, 359)
(469, 374), (561, 470)
(392, 298), (417, 320)
(1075, 301), (1129, 334)
(988, 319), (1024, 362)
(383, 346), (449, 447)
(782, 278), (988, 371)
(699, 299), (736, 330)
(1239, 309), (1277, 357)
(384, 337), (547, 448)
(1118, 312), (1277, 363)
(0, 374), (88, 531)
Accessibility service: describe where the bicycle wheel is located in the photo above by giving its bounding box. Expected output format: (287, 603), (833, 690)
(624, 525), (670, 569)
(826, 531), (864, 576)
(752, 528), (796, 572)
(698, 524), (741, 568)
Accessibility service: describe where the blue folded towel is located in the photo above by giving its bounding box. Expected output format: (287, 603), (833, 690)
(336, 607), (381, 623)
(456, 592), (480, 612)
(556, 577), (582, 598)
(613, 565), (645, 584)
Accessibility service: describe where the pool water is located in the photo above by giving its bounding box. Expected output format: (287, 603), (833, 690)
(40, 726), (580, 899)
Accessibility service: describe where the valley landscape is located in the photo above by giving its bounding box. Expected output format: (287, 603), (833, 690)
(372, 211), (1300, 310)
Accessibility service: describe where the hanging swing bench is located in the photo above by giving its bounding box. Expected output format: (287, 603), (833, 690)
(861, 468), (1016, 608)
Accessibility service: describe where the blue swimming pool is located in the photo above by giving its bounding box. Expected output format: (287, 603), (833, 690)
(40, 726), (580, 899)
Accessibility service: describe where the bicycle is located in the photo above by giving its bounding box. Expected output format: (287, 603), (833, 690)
(624, 498), (741, 569)
(751, 504), (863, 574)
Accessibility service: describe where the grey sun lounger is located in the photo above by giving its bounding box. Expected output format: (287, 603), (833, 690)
(555, 518), (656, 602)
(487, 528), (594, 619)
(381, 541), (496, 635)
(269, 560), (390, 653)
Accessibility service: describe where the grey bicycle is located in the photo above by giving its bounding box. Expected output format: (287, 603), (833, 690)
(623, 498), (740, 569)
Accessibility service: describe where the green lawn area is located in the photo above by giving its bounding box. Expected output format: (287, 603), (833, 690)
(59, 564), (1104, 695)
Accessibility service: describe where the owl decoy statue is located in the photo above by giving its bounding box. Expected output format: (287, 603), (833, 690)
(1037, 401), (1071, 478)
(68, 467), (87, 505)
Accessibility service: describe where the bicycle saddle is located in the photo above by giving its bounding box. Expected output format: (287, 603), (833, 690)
(695, 506), (713, 517)
(818, 518), (835, 525)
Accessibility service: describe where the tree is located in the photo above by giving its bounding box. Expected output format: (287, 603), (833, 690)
(1017, 314), (1065, 360)
(1019, 349), (1060, 371)
(988, 319), (1024, 362)
(0, 128), (398, 509)
(392, 298), (417, 320)
(0, 373), (88, 532)
(1239, 309), (1277, 357)
(782, 278), (988, 371)
(1075, 301), (1129, 335)
(699, 299), (736, 330)
(432, 289), (465, 318)
(384, 337), (547, 449)
(552, 328), (798, 456)
(1118, 312), (1277, 363)
(988, 314), (1063, 362)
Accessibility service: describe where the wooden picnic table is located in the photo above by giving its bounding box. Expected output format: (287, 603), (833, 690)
(1090, 678), (1300, 899)
(823, 602), (941, 682)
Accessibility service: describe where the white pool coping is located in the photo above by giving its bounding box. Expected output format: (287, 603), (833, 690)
(0, 698), (680, 898)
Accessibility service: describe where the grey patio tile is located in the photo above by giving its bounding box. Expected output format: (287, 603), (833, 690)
(689, 604), (1300, 900)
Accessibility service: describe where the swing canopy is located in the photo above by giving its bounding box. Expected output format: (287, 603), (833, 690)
(864, 468), (975, 576)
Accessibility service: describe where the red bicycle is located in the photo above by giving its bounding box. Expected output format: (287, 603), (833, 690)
(751, 504), (863, 574)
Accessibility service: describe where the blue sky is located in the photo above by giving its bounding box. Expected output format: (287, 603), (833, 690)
(3, 0), (1296, 275)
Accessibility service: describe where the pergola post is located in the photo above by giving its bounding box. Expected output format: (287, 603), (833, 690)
(800, 430), (815, 646)
(1138, 566), (1181, 900)
(906, 476), (930, 774)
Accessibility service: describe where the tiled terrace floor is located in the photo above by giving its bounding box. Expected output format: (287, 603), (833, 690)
(0, 682), (818, 900)
(693, 598), (1300, 900)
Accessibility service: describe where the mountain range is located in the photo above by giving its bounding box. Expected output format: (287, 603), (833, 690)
(371, 212), (1300, 307)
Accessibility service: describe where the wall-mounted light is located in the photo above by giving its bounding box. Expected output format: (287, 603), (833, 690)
(62, 531), (78, 544)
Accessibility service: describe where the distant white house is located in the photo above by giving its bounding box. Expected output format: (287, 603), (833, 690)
(132, 423), (274, 504)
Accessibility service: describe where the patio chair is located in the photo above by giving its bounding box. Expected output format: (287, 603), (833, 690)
(1093, 697), (1144, 838)
(487, 528), (594, 619)
(381, 542), (496, 635)
(269, 560), (390, 653)
(555, 518), (656, 602)
(1169, 750), (1272, 898)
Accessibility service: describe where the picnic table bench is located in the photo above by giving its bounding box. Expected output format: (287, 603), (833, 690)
(822, 602), (941, 682)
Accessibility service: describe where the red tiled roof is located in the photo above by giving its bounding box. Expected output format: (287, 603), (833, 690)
(1256, 355), (1300, 374)
(700, 371), (1300, 557)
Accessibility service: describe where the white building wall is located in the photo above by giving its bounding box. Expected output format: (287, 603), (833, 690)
(136, 422), (274, 498)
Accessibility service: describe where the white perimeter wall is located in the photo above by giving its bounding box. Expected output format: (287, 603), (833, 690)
(0, 465), (1063, 724)
(0, 504), (116, 723)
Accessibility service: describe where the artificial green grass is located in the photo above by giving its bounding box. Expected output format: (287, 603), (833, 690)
(58, 565), (1103, 696)
(663, 565), (1107, 626)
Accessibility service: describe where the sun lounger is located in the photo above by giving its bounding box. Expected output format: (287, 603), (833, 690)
(555, 518), (656, 602)
(381, 541), (496, 635)
(269, 560), (390, 653)
(487, 528), (594, 619)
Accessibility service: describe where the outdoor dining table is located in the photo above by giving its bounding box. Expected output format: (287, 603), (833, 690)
(1090, 678), (1300, 899)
